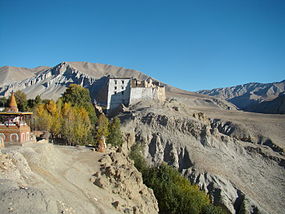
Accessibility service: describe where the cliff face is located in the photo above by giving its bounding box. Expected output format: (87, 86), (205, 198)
(0, 143), (158, 214)
(120, 99), (285, 214)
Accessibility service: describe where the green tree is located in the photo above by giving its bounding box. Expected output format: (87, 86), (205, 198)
(0, 97), (7, 108)
(129, 143), (148, 173)
(28, 95), (43, 111)
(202, 204), (226, 214)
(107, 117), (124, 147)
(144, 164), (211, 214)
(62, 84), (92, 106)
(35, 95), (42, 104)
(14, 90), (28, 111)
(129, 146), (226, 214)
(27, 99), (36, 110)
(96, 114), (109, 141)
(62, 84), (97, 125)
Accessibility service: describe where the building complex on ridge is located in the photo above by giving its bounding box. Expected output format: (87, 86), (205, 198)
(105, 77), (166, 111)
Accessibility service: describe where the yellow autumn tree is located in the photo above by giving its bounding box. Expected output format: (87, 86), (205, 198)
(46, 100), (62, 137)
(35, 103), (53, 131)
(62, 103), (92, 145)
(34, 100), (62, 138)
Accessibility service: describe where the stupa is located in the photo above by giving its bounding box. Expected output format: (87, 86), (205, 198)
(0, 92), (33, 147)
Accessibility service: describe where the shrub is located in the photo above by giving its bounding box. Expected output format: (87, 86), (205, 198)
(201, 204), (226, 214)
(129, 144), (226, 214)
(129, 143), (148, 173)
(144, 164), (210, 214)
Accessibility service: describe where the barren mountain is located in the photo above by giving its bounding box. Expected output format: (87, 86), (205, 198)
(198, 80), (285, 111)
(245, 94), (285, 114)
(0, 62), (235, 111)
(0, 66), (49, 87)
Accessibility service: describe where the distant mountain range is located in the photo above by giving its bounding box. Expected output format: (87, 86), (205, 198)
(198, 80), (285, 114)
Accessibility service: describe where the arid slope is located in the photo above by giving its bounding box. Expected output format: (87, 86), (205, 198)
(120, 98), (285, 214)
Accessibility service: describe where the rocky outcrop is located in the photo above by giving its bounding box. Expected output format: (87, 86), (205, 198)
(91, 150), (158, 214)
(120, 100), (285, 214)
(0, 143), (158, 214)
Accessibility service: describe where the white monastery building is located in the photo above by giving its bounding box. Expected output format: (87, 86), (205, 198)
(105, 77), (166, 111)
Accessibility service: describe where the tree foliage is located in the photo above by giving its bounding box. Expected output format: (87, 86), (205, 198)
(107, 117), (124, 147)
(96, 114), (109, 141)
(31, 84), (125, 148)
(35, 100), (92, 145)
(61, 103), (92, 145)
(35, 100), (62, 137)
(144, 164), (210, 214)
(129, 145), (226, 214)
(129, 143), (148, 173)
(201, 204), (226, 214)
(0, 97), (7, 108)
(62, 84), (97, 124)
(27, 95), (42, 110)
(13, 90), (28, 111)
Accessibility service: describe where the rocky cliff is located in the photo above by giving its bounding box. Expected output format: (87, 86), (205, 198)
(120, 99), (285, 214)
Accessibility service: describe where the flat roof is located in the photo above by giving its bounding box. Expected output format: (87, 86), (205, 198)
(0, 112), (33, 115)
(109, 77), (131, 80)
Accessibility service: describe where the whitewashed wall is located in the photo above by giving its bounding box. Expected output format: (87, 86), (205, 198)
(107, 78), (131, 110)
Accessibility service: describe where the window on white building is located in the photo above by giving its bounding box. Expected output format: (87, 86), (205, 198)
(122, 80), (124, 84)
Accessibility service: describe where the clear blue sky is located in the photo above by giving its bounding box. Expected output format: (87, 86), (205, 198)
(0, 0), (284, 91)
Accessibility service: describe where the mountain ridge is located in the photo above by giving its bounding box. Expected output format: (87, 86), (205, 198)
(0, 61), (236, 111)
(198, 79), (285, 112)
(0, 65), (50, 87)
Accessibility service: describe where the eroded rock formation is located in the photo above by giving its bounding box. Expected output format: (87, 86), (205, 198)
(120, 99), (285, 214)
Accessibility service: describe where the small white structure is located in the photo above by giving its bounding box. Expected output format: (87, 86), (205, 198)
(106, 77), (166, 111)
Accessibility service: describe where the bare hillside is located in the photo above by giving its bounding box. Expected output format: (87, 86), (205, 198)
(120, 98), (285, 214)
(0, 142), (158, 214)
